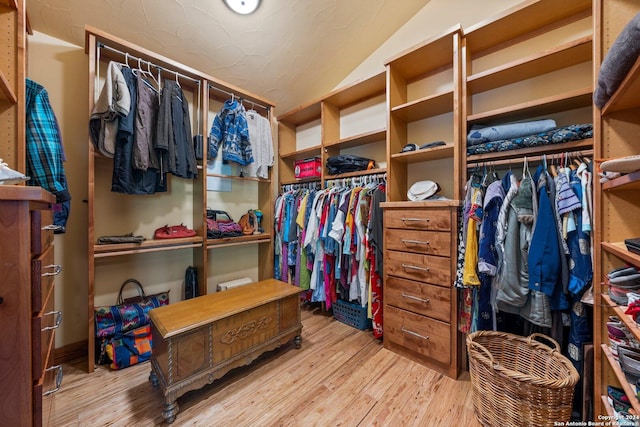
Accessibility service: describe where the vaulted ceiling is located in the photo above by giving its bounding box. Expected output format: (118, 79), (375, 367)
(27, 0), (432, 113)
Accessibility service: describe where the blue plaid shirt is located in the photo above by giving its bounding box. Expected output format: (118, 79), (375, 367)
(25, 79), (70, 202)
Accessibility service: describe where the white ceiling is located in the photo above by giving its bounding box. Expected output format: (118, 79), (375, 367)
(27, 0), (432, 114)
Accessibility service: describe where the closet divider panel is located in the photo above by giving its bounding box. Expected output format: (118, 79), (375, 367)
(85, 26), (276, 372)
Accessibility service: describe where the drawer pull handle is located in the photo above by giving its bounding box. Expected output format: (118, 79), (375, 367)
(401, 264), (429, 272)
(402, 293), (430, 304)
(401, 217), (429, 223)
(42, 365), (63, 396)
(401, 327), (430, 341)
(42, 310), (63, 331)
(42, 264), (62, 277)
(41, 224), (63, 231)
(401, 239), (430, 246)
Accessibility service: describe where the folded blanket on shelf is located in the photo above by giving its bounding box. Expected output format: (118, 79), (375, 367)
(594, 12), (640, 109)
(467, 119), (557, 146)
(466, 124), (593, 156)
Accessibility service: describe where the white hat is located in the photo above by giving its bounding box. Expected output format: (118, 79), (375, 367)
(407, 180), (440, 201)
(600, 155), (640, 174)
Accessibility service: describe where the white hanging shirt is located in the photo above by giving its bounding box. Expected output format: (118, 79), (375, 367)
(246, 110), (274, 179)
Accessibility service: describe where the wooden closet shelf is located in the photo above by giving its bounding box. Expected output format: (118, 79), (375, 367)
(323, 71), (386, 109)
(325, 167), (387, 181)
(279, 145), (321, 160)
(601, 294), (640, 343)
(0, 0), (17, 10)
(391, 144), (454, 163)
(464, 0), (591, 55)
(391, 90), (454, 122)
(206, 234), (271, 249)
(467, 36), (592, 94)
(277, 101), (322, 126)
(93, 237), (203, 258)
(467, 86), (593, 125)
(602, 170), (640, 192)
(601, 344), (640, 415)
(279, 177), (321, 187)
(601, 242), (640, 267)
(204, 173), (270, 183)
(0, 70), (17, 103)
(600, 395), (615, 419)
(602, 56), (640, 115)
(466, 139), (593, 165)
(325, 129), (386, 149)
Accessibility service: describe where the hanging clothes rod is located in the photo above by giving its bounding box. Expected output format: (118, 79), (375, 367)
(96, 42), (200, 84)
(208, 83), (270, 112)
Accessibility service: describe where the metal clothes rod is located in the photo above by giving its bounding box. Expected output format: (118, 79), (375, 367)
(96, 42), (200, 84)
(208, 83), (270, 112)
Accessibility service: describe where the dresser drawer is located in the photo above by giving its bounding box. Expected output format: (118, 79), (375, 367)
(385, 276), (451, 322)
(384, 305), (451, 365)
(32, 245), (59, 314)
(386, 250), (451, 285)
(384, 208), (451, 231)
(31, 209), (55, 257)
(384, 228), (451, 256)
(34, 364), (62, 427)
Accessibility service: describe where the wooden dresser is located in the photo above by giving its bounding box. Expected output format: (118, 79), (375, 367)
(0, 186), (62, 426)
(149, 279), (303, 424)
(382, 201), (461, 378)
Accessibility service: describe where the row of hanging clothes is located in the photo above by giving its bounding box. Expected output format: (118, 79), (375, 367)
(274, 174), (386, 338)
(456, 152), (594, 381)
(90, 45), (199, 195)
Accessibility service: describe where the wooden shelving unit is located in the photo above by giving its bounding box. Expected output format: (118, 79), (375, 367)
(594, 0), (640, 417)
(85, 26), (277, 373)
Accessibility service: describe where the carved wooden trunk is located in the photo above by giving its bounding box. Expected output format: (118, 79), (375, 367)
(149, 279), (303, 423)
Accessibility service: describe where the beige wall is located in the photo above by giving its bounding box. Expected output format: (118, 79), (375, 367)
(28, 32), (89, 348)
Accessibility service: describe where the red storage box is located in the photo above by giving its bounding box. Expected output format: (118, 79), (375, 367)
(294, 157), (321, 179)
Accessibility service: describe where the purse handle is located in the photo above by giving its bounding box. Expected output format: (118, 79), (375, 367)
(117, 279), (146, 305)
(207, 209), (233, 221)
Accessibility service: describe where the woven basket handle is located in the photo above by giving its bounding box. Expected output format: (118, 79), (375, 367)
(469, 340), (497, 368)
(527, 333), (560, 352)
(117, 278), (146, 305)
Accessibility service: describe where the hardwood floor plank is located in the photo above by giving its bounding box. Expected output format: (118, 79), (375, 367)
(53, 305), (479, 427)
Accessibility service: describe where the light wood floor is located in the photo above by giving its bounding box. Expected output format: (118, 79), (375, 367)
(52, 304), (480, 427)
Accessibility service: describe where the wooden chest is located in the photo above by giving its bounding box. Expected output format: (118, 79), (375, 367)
(381, 201), (461, 379)
(149, 279), (303, 424)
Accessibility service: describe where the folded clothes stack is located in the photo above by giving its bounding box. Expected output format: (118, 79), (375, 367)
(607, 385), (639, 426)
(599, 155), (640, 183)
(607, 266), (640, 306)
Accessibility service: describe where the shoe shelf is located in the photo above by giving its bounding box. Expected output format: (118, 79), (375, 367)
(466, 36), (592, 94)
(206, 233), (272, 249)
(466, 86), (593, 126)
(93, 236), (203, 258)
(602, 344), (640, 415)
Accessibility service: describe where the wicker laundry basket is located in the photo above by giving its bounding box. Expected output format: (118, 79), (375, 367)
(466, 330), (580, 427)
